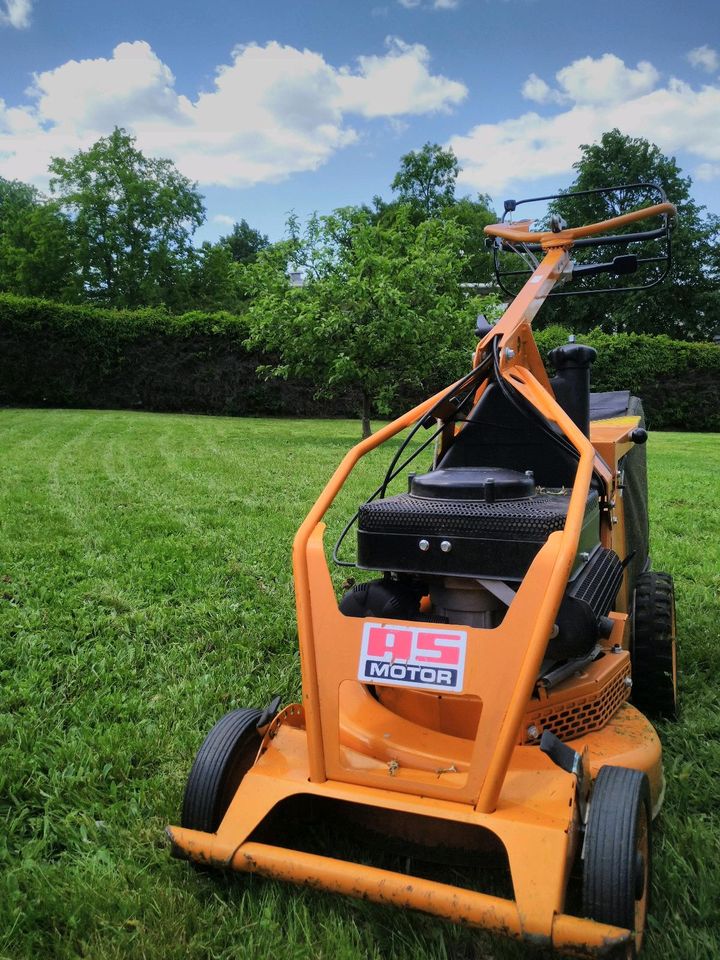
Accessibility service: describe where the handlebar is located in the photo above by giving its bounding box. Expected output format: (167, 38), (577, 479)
(484, 201), (677, 248)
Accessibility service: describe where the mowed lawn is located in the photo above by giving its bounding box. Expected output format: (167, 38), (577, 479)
(0, 408), (718, 960)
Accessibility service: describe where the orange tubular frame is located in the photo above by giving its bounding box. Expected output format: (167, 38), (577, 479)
(290, 241), (594, 811)
(169, 201), (675, 957)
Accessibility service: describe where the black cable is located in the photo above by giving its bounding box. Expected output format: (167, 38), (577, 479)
(333, 339), (606, 570)
(333, 357), (494, 567)
(491, 339), (606, 493)
(332, 417), (447, 567)
(377, 353), (493, 499)
(492, 339), (579, 461)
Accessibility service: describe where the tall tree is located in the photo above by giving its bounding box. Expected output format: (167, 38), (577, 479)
(543, 130), (720, 339)
(49, 128), (205, 308)
(0, 178), (78, 300)
(180, 242), (245, 313)
(441, 194), (497, 284)
(218, 219), (269, 264)
(391, 142), (459, 218)
(244, 205), (497, 438)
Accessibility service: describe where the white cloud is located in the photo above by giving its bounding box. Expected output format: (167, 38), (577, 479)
(30, 41), (188, 132)
(696, 162), (720, 181)
(398, 0), (460, 9)
(522, 72), (562, 104)
(0, 0), (31, 28)
(338, 37), (466, 118)
(688, 45), (719, 74)
(213, 214), (236, 226)
(554, 54), (659, 104)
(0, 37), (466, 188)
(521, 54), (659, 108)
(450, 55), (720, 194)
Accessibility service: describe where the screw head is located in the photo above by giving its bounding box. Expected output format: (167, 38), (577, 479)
(527, 724), (540, 740)
(579, 551), (590, 562)
(624, 676), (633, 688)
(505, 347), (515, 360)
(418, 539), (430, 552)
(440, 540), (452, 553)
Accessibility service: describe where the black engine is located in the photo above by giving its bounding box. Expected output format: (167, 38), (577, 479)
(340, 343), (625, 663)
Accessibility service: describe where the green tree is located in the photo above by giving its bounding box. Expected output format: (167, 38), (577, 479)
(441, 194), (497, 284)
(219, 219), (269, 264)
(0, 178), (78, 300)
(49, 128), (205, 308)
(544, 129), (720, 339)
(244, 205), (497, 438)
(179, 242), (245, 313)
(391, 142), (459, 218)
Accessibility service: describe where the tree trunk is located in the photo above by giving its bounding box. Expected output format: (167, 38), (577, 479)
(361, 390), (372, 440)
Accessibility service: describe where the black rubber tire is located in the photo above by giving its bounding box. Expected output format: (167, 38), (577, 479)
(583, 766), (651, 958)
(181, 708), (263, 833)
(631, 571), (678, 720)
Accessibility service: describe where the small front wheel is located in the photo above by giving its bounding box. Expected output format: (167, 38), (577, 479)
(181, 707), (263, 833)
(583, 765), (652, 958)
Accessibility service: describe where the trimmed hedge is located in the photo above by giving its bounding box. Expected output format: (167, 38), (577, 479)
(1, 294), (718, 430)
(535, 325), (720, 431)
(0, 294), (333, 417)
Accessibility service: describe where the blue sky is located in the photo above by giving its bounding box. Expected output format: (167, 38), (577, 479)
(1, 0), (718, 243)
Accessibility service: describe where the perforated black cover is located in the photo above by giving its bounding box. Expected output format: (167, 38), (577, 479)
(359, 491), (579, 541)
(357, 489), (600, 580)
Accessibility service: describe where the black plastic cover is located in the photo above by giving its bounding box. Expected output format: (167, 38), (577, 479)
(589, 390), (631, 421)
(440, 382), (581, 489)
(410, 467), (534, 503)
(548, 546), (624, 659)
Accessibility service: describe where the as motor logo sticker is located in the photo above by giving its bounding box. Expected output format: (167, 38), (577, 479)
(358, 622), (467, 693)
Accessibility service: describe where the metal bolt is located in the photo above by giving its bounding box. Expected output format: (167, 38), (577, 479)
(612, 516), (619, 525)
(612, 644), (623, 654)
(418, 539), (430, 552)
(579, 551), (590, 562)
(505, 347), (515, 360)
(440, 540), (452, 553)
(527, 724), (540, 740)
(624, 676), (633, 688)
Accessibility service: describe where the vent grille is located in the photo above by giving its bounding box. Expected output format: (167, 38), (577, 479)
(359, 491), (591, 541)
(522, 658), (631, 744)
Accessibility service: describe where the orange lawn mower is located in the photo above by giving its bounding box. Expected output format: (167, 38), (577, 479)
(168, 185), (679, 958)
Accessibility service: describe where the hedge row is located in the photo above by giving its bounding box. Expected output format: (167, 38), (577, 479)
(0, 294), (333, 417)
(1, 294), (719, 430)
(536, 325), (720, 431)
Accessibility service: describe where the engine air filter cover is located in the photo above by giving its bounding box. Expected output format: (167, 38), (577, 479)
(410, 466), (534, 503)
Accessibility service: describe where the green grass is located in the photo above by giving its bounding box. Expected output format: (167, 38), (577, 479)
(0, 408), (718, 960)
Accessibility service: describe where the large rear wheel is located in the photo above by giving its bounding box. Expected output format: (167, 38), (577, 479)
(583, 765), (651, 959)
(181, 707), (263, 833)
(631, 571), (678, 719)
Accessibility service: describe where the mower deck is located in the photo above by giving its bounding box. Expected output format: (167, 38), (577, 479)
(169, 698), (662, 957)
